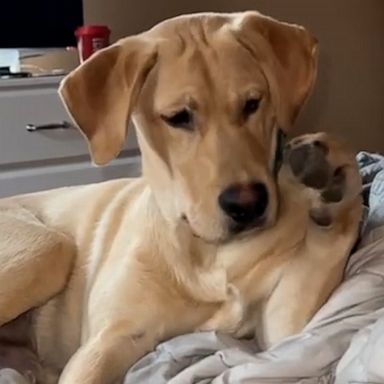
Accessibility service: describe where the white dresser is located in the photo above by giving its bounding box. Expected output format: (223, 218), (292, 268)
(0, 76), (141, 198)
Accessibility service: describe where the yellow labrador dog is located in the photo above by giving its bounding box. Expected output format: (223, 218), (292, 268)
(0, 11), (362, 384)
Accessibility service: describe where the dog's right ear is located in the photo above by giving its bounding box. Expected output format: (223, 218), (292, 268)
(59, 37), (157, 165)
(231, 12), (318, 132)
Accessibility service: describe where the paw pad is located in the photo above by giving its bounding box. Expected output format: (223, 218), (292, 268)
(321, 167), (346, 203)
(286, 142), (331, 189)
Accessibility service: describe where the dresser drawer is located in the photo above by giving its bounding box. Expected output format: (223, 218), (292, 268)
(0, 84), (137, 165)
(0, 155), (141, 198)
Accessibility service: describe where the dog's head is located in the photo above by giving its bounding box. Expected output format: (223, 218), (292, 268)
(59, 11), (318, 243)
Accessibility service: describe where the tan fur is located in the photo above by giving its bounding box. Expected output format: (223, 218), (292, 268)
(0, 12), (362, 384)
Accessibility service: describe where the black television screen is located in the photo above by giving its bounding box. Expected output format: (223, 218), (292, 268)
(0, 1), (84, 48)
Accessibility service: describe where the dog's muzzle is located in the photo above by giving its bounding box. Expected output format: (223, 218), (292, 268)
(218, 182), (269, 233)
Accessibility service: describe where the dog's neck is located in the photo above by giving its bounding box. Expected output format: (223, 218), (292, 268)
(215, 171), (311, 282)
(139, 186), (232, 304)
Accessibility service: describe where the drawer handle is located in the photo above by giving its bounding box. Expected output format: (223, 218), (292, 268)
(26, 121), (73, 132)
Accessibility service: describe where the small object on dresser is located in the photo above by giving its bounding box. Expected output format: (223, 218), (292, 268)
(0, 66), (31, 79)
(75, 25), (111, 62)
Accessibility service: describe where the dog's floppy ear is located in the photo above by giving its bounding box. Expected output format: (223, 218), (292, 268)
(232, 12), (318, 131)
(59, 37), (157, 165)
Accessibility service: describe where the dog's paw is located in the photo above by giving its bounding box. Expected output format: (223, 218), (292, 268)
(285, 133), (346, 204)
(283, 133), (361, 227)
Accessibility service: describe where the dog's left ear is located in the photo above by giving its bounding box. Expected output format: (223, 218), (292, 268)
(59, 36), (157, 165)
(232, 12), (318, 131)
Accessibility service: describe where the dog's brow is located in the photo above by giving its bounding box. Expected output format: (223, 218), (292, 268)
(244, 87), (263, 98)
(156, 94), (198, 114)
(233, 87), (263, 105)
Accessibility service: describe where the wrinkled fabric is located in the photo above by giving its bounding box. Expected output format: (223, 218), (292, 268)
(125, 152), (384, 384)
(0, 369), (29, 384)
(358, 152), (384, 235)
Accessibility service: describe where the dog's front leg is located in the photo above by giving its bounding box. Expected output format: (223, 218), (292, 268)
(58, 324), (155, 384)
(257, 255), (345, 350)
(259, 133), (362, 348)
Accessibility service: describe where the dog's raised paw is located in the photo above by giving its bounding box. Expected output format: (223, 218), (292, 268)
(285, 134), (346, 203)
(285, 138), (330, 189)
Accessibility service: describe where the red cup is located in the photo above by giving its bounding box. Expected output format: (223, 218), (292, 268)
(75, 25), (111, 62)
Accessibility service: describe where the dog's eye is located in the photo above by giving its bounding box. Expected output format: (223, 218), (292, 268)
(161, 109), (193, 130)
(243, 98), (260, 118)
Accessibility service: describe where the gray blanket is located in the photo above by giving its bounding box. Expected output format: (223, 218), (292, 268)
(124, 152), (384, 384)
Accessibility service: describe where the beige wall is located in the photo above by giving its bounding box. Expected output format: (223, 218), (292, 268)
(28, 0), (384, 153)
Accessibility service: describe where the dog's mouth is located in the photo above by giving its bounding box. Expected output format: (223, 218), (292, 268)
(228, 216), (267, 236)
(180, 213), (268, 244)
(181, 214), (203, 240)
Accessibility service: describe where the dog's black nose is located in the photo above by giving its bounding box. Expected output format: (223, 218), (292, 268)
(218, 183), (268, 230)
